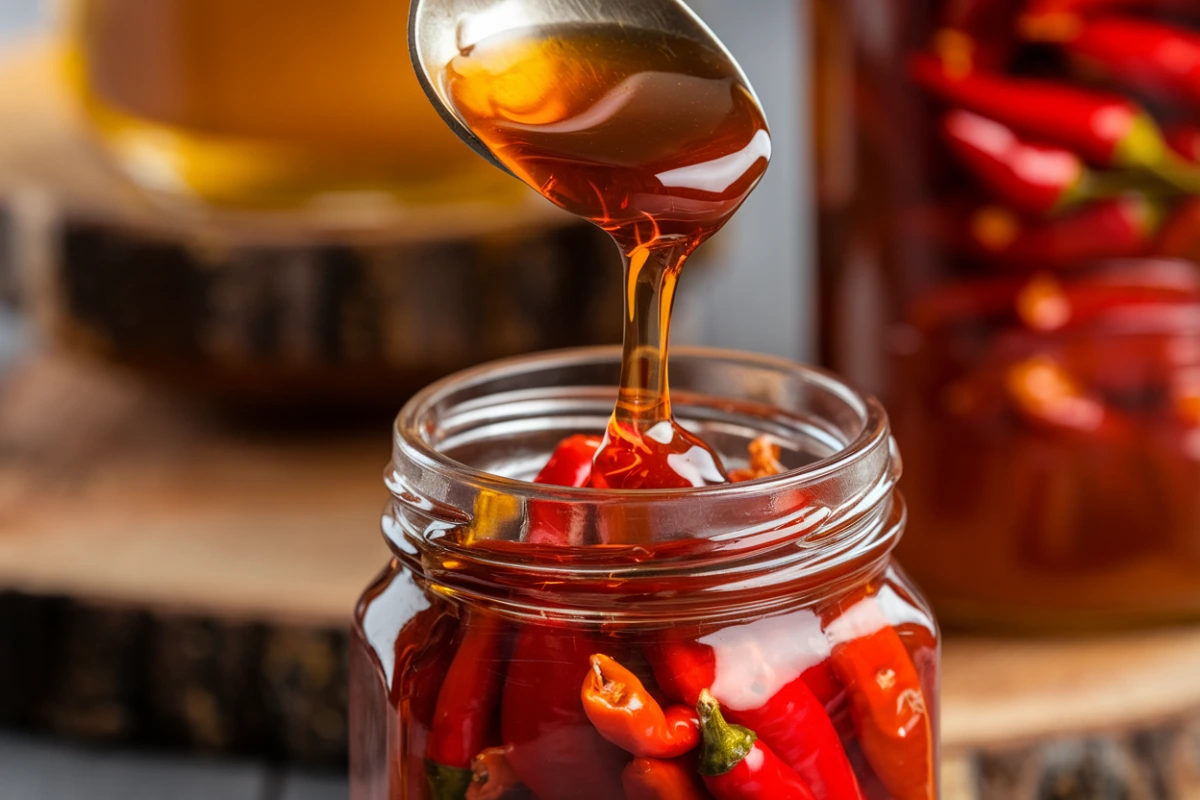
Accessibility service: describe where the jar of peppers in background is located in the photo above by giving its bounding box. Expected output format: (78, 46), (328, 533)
(350, 348), (938, 800)
(813, 0), (1200, 629)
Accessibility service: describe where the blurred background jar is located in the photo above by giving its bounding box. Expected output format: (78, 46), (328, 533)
(0, 0), (631, 412)
(3, 1), (806, 415)
(63, 0), (522, 213)
(812, 0), (1200, 629)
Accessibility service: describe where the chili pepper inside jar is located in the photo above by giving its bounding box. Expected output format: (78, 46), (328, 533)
(349, 348), (939, 800)
(813, 0), (1200, 629)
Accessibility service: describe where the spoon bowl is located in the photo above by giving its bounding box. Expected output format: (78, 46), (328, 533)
(407, 0), (760, 179)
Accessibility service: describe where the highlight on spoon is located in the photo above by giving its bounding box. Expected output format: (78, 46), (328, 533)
(407, 0), (769, 185)
(437, 20), (771, 248)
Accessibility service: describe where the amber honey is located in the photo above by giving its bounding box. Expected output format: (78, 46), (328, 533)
(444, 24), (771, 488)
(444, 24), (770, 248)
(67, 0), (520, 208)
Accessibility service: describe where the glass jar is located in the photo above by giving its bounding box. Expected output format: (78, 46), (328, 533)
(350, 348), (939, 800)
(813, 1), (1200, 628)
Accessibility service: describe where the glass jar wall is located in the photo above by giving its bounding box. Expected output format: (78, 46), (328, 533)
(349, 348), (939, 800)
(813, 1), (1200, 628)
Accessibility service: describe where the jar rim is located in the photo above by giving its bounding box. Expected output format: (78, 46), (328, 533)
(386, 346), (903, 618)
(394, 345), (892, 502)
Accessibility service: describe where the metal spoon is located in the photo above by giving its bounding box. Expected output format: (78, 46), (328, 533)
(407, 0), (760, 180)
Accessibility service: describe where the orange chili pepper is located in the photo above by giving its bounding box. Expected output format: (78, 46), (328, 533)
(581, 654), (701, 759)
(729, 436), (785, 482)
(825, 593), (935, 800)
(466, 746), (525, 800)
(1006, 354), (1133, 442)
(622, 757), (710, 800)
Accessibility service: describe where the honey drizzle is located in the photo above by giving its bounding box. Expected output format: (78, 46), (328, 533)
(444, 22), (770, 488)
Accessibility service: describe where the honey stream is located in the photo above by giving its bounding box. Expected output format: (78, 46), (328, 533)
(445, 23), (770, 488)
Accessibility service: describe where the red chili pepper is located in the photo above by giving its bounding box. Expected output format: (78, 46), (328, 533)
(590, 419), (729, 545)
(965, 196), (1162, 271)
(695, 690), (817, 800)
(527, 434), (602, 545)
(910, 261), (1200, 333)
(908, 275), (1027, 331)
(591, 418), (729, 490)
(501, 625), (629, 800)
(937, 307), (1200, 429)
(622, 757), (711, 800)
(1014, 268), (1200, 333)
(824, 593), (935, 800)
(647, 634), (863, 800)
(426, 613), (509, 799)
(425, 435), (601, 796)
(1167, 124), (1200, 164)
(1020, 0), (1200, 43)
(535, 433), (601, 487)
(581, 654), (700, 759)
(1059, 18), (1200, 112)
(1058, 326), (1200, 398)
(941, 110), (1094, 215)
(1159, 198), (1200, 261)
(798, 660), (846, 713)
(934, 0), (1023, 72)
(911, 53), (1167, 168)
(393, 608), (460, 800)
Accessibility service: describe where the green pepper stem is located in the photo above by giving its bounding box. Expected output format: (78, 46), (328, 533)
(1114, 113), (1169, 170)
(696, 689), (757, 777)
(1062, 170), (1152, 210)
(1145, 154), (1200, 195)
(426, 760), (474, 800)
(1109, 113), (1200, 194)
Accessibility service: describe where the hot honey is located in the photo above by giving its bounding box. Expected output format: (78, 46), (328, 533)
(349, 20), (940, 800)
(445, 24), (771, 488)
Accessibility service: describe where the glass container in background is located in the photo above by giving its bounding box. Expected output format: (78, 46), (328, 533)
(64, 0), (522, 211)
(30, 0), (626, 410)
(350, 348), (939, 799)
(813, 1), (1200, 628)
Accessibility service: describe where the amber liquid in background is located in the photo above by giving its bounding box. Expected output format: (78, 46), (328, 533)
(68, 0), (520, 208)
(445, 24), (771, 488)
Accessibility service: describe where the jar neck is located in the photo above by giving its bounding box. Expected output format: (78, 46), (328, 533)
(384, 347), (903, 623)
(385, 489), (905, 624)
